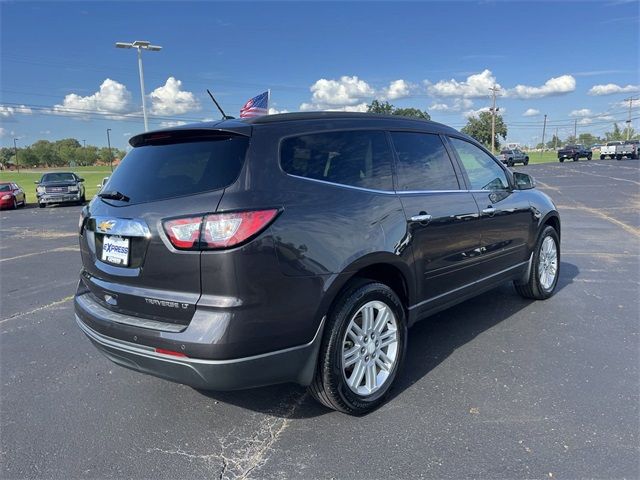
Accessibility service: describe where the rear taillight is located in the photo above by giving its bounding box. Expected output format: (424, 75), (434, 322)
(163, 216), (202, 249)
(162, 209), (279, 251)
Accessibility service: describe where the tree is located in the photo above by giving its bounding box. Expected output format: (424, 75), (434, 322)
(577, 133), (598, 146)
(31, 140), (61, 167)
(461, 111), (507, 150)
(546, 134), (562, 149)
(366, 100), (431, 120)
(605, 123), (625, 141)
(621, 124), (638, 141)
(393, 107), (431, 120)
(367, 100), (395, 115)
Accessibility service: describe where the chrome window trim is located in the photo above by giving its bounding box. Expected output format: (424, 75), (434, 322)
(284, 172), (504, 195)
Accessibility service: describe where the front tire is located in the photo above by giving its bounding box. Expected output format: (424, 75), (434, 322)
(515, 225), (560, 300)
(309, 280), (407, 415)
(38, 202), (45, 208)
(559, 158), (564, 163)
(600, 154), (605, 160)
(616, 154), (622, 160)
(573, 155), (579, 162)
(524, 157), (529, 165)
(587, 154), (592, 160)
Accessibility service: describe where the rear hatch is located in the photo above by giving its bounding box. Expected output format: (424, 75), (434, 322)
(78, 128), (250, 327)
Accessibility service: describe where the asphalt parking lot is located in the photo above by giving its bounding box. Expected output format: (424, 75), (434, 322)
(1, 160), (639, 479)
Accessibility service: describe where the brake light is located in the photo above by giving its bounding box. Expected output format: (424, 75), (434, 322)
(202, 209), (278, 248)
(162, 209), (279, 250)
(163, 216), (202, 249)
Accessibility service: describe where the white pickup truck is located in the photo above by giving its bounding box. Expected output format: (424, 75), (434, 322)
(600, 141), (623, 159)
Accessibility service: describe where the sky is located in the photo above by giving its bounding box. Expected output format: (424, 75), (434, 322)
(1, 1), (639, 150)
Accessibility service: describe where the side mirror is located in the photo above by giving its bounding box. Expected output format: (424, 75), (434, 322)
(78, 178), (85, 182)
(513, 172), (536, 190)
(34, 181), (40, 184)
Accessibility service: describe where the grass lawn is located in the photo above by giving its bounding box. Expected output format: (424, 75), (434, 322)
(0, 166), (113, 204)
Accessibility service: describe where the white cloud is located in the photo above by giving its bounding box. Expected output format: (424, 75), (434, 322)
(429, 98), (474, 112)
(0, 104), (33, 117)
(149, 77), (200, 115)
(463, 106), (506, 119)
(53, 79), (132, 118)
(506, 75), (576, 99)
(268, 107), (289, 115)
(578, 118), (593, 125)
(523, 108), (540, 117)
(0, 127), (5, 138)
(426, 70), (500, 98)
(306, 75), (374, 108)
(159, 120), (187, 128)
(40, 130), (51, 135)
(588, 83), (640, 96)
(299, 102), (368, 112)
(380, 79), (413, 100)
(570, 108), (592, 117)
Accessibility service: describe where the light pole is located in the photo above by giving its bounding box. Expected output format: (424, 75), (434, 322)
(489, 85), (500, 154)
(106, 128), (113, 172)
(13, 138), (19, 172)
(115, 40), (162, 132)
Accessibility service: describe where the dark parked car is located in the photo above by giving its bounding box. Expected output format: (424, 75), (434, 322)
(75, 112), (561, 414)
(0, 182), (26, 209)
(558, 144), (592, 162)
(499, 148), (529, 166)
(35, 172), (86, 208)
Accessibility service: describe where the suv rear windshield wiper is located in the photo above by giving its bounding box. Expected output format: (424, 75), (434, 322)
(98, 190), (130, 202)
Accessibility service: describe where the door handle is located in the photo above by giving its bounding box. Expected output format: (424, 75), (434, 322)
(410, 213), (432, 223)
(482, 207), (496, 216)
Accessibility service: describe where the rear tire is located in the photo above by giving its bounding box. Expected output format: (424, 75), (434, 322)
(38, 202), (45, 208)
(616, 155), (622, 160)
(600, 154), (605, 160)
(507, 159), (514, 167)
(308, 280), (407, 415)
(515, 225), (560, 300)
(559, 158), (564, 163)
(573, 155), (579, 162)
(587, 154), (592, 160)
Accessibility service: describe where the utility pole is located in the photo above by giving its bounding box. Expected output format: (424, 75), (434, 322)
(489, 85), (500, 154)
(116, 40), (163, 132)
(554, 128), (558, 150)
(624, 97), (637, 140)
(574, 119), (577, 141)
(106, 129), (113, 172)
(541, 114), (547, 154)
(13, 138), (19, 173)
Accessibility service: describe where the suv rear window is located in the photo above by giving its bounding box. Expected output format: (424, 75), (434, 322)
(280, 130), (393, 191)
(104, 136), (248, 204)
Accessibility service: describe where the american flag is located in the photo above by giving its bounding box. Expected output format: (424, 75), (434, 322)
(240, 91), (269, 118)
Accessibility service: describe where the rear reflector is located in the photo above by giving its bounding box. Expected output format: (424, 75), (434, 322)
(162, 209), (279, 250)
(155, 348), (188, 358)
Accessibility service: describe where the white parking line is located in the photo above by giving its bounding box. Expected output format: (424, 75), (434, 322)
(0, 295), (74, 324)
(0, 246), (79, 263)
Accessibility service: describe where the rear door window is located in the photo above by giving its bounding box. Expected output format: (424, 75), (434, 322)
(104, 135), (248, 204)
(280, 130), (393, 191)
(390, 132), (460, 191)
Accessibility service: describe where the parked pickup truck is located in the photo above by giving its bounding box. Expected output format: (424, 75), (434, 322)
(558, 144), (592, 162)
(615, 140), (639, 160)
(600, 141), (623, 159)
(499, 148), (529, 166)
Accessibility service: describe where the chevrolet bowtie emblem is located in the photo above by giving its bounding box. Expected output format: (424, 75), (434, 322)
(98, 220), (116, 232)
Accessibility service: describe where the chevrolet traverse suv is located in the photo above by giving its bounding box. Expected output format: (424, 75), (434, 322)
(75, 112), (560, 414)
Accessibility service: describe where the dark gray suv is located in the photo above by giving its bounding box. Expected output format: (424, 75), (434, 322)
(75, 112), (560, 414)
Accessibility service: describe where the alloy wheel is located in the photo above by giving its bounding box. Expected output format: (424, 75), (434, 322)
(341, 300), (399, 396)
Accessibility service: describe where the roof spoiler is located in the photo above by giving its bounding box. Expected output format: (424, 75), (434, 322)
(129, 126), (251, 148)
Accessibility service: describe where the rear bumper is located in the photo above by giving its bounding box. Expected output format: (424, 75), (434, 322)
(75, 311), (325, 391)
